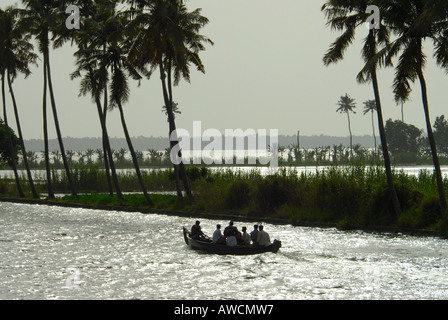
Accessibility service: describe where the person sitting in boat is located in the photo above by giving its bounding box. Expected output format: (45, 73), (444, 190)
(212, 224), (222, 243)
(223, 221), (237, 237)
(250, 224), (259, 245)
(257, 225), (271, 246)
(241, 226), (251, 246)
(191, 220), (205, 240)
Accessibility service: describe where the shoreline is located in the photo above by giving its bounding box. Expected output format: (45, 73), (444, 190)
(0, 196), (439, 239)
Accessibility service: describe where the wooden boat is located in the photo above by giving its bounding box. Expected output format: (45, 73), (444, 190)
(183, 227), (281, 255)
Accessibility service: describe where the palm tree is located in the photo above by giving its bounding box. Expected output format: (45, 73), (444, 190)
(0, 6), (39, 198)
(66, 149), (75, 165)
(85, 148), (94, 164)
(70, 1), (123, 201)
(336, 93), (356, 159)
(400, 100), (405, 123)
(0, 9), (24, 197)
(363, 99), (377, 155)
(126, 0), (213, 202)
(322, 0), (402, 217)
(376, 0), (447, 213)
(20, 0), (76, 198)
(102, 12), (154, 205)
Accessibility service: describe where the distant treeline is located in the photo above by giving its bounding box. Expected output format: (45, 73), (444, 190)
(23, 134), (380, 152)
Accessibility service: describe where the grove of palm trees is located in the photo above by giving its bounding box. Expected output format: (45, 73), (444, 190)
(1, 0), (448, 236)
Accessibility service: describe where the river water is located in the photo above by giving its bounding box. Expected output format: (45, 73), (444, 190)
(1, 165), (448, 179)
(1, 202), (448, 300)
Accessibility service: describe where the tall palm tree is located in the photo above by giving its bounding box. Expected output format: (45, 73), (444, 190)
(70, 1), (124, 201)
(322, 0), (402, 217)
(376, 0), (447, 213)
(100, 12), (154, 205)
(20, 0), (76, 198)
(363, 99), (377, 155)
(0, 9), (24, 197)
(336, 93), (356, 159)
(0, 6), (39, 198)
(126, 0), (213, 202)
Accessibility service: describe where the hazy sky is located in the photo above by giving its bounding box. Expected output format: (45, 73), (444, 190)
(1, 0), (447, 141)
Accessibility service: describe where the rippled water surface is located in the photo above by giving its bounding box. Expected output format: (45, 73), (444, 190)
(1, 202), (448, 300)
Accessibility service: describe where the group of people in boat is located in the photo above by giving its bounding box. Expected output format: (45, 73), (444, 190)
(190, 220), (271, 247)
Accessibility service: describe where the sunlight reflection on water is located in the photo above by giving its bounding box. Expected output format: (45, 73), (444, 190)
(1, 202), (448, 300)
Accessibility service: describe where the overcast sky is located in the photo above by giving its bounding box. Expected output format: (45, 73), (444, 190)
(1, 0), (447, 141)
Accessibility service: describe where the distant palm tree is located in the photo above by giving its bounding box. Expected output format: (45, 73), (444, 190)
(95, 148), (104, 164)
(336, 94), (356, 159)
(20, 0), (76, 198)
(85, 149), (94, 164)
(76, 151), (85, 164)
(66, 149), (75, 165)
(363, 100), (377, 155)
(0, 6), (39, 198)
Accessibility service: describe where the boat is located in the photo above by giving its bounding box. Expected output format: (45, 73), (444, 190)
(183, 227), (282, 255)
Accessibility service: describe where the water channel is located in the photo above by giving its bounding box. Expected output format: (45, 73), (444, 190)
(1, 201), (448, 300)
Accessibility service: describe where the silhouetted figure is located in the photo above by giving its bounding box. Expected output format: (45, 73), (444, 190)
(191, 220), (204, 240)
(250, 224), (259, 245)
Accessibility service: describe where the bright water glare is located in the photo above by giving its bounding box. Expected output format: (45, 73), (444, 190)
(1, 202), (448, 300)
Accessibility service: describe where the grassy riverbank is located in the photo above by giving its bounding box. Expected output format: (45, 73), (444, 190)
(1, 164), (447, 237)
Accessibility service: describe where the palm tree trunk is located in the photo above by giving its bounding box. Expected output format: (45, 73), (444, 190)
(158, 60), (185, 201)
(94, 92), (123, 202)
(1, 74), (24, 197)
(117, 102), (153, 205)
(166, 64), (194, 203)
(45, 50), (77, 196)
(7, 72), (39, 198)
(347, 112), (353, 159)
(42, 53), (54, 199)
(417, 69), (447, 213)
(103, 87), (113, 196)
(102, 141), (113, 196)
(371, 69), (402, 217)
(371, 110), (377, 155)
(401, 101), (404, 123)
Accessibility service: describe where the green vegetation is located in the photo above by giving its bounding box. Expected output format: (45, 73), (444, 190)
(1, 164), (447, 237)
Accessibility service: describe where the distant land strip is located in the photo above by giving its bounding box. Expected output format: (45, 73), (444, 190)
(24, 135), (380, 152)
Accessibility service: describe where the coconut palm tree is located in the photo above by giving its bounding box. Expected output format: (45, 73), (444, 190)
(336, 93), (356, 159)
(69, 1), (153, 204)
(376, 0), (447, 213)
(70, 1), (124, 201)
(20, 0), (76, 198)
(100, 12), (154, 205)
(0, 6), (39, 198)
(363, 99), (377, 155)
(0, 9), (25, 197)
(126, 0), (213, 202)
(322, 0), (402, 217)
